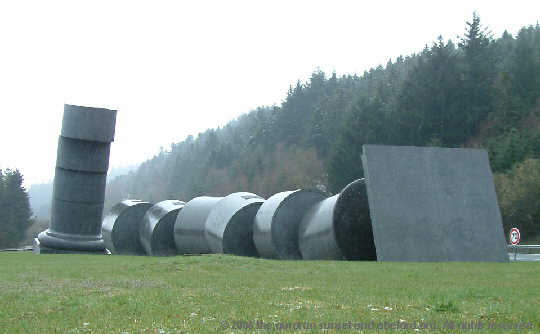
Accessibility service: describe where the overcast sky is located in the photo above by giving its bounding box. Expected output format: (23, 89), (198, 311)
(1, 1), (539, 187)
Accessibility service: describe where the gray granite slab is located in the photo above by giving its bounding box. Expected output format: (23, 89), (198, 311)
(362, 145), (509, 262)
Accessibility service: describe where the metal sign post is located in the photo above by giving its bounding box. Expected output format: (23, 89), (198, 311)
(510, 228), (520, 261)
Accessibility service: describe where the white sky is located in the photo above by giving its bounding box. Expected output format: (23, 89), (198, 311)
(1, 0), (539, 187)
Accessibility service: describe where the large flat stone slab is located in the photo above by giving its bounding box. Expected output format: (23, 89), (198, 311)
(362, 145), (509, 262)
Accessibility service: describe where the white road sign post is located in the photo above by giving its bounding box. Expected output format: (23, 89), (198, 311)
(510, 228), (520, 261)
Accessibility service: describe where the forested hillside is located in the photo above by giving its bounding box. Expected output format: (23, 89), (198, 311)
(104, 14), (540, 240)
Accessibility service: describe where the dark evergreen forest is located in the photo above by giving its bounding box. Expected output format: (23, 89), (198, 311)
(0, 169), (34, 248)
(104, 14), (540, 240)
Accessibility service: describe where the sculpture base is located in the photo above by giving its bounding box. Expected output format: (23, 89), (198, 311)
(35, 230), (109, 254)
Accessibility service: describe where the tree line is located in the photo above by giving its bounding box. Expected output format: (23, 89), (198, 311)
(100, 14), (539, 242)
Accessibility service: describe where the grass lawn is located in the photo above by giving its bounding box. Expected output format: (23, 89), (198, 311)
(0, 252), (538, 333)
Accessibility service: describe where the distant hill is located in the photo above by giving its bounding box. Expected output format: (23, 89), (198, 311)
(27, 182), (52, 221)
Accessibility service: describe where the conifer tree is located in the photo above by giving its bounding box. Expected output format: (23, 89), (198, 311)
(458, 12), (496, 137)
(0, 168), (35, 248)
(396, 36), (463, 146)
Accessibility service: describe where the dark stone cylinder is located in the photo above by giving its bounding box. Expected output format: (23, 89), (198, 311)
(102, 200), (154, 255)
(253, 189), (328, 260)
(49, 198), (105, 235)
(56, 136), (111, 172)
(52, 167), (108, 203)
(205, 192), (265, 257)
(174, 196), (222, 255)
(298, 179), (376, 261)
(140, 200), (185, 256)
(36, 104), (116, 254)
(60, 104), (117, 142)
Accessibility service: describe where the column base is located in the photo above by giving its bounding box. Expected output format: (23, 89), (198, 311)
(35, 230), (109, 254)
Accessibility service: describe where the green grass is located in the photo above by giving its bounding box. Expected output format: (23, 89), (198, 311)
(0, 253), (538, 333)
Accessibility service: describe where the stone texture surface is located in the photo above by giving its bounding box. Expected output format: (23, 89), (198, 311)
(361, 144), (509, 262)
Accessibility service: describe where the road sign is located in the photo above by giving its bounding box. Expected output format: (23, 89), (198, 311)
(510, 228), (520, 245)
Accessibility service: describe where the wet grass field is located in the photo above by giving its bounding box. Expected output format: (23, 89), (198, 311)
(0, 252), (538, 333)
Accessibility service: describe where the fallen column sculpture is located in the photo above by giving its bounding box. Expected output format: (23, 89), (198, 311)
(96, 145), (509, 263)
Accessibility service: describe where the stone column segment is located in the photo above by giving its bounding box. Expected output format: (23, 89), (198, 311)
(204, 192), (265, 257)
(253, 189), (328, 260)
(102, 200), (154, 255)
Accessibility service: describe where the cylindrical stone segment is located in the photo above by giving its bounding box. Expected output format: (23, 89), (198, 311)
(299, 196), (341, 259)
(174, 196), (222, 255)
(37, 104), (116, 254)
(102, 200), (154, 255)
(204, 192), (265, 257)
(49, 198), (105, 236)
(56, 136), (111, 173)
(140, 200), (185, 256)
(253, 189), (328, 260)
(298, 179), (376, 261)
(60, 104), (117, 142)
(52, 167), (107, 203)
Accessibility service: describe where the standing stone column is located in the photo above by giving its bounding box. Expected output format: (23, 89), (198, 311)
(35, 104), (117, 254)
